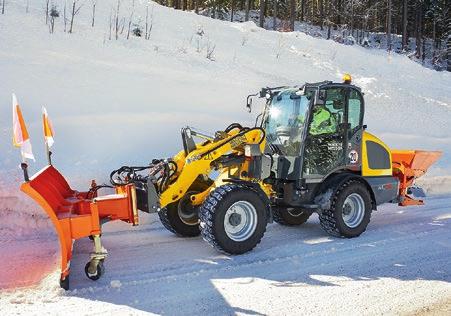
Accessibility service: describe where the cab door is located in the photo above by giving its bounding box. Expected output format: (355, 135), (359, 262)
(303, 86), (348, 179)
(344, 88), (365, 170)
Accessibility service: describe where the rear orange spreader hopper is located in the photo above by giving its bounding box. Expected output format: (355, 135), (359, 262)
(391, 150), (442, 206)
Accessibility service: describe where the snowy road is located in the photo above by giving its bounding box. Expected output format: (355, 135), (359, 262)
(1, 195), (450, 315)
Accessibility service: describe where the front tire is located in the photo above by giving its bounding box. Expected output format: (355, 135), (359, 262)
(199, 184), (269, 254)
(319, 180), (372, 238)
(158, 195), (200, 237)
(272, 207), (312, 226)
(158, 177), (212, 237)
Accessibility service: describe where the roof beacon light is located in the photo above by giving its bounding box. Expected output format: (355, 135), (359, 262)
(343, 73), (352, 84)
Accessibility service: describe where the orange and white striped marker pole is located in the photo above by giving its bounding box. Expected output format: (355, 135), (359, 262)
(42, 106), (55, 165)
(12, 93), (35, 181)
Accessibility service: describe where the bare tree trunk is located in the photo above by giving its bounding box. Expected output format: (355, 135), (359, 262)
(145, 5), (149, 39)
(259, 0), (265, 27)
(46, 0), (50, 23)
(64, 1), (67, 32)
(115, 0), (120, 40)
(273, 0), (277, 30)
(319, 0), (324, 30)
(231, 0), (235, 21)
(92, 2), (96, 27)
(415, 2), (422, 58)
(447, 17), (451, 71)
(109, 7), (113, 40)
(300, 0), (305, 22)
(26, 0), (29, 13)
(401, 0), (407, 50)
(387, 0), (392, 51)
(50, 16), (55, 33)
(126, 3), (134, 40)
(289, 0), (295, 31)
(194, 0), (198, 14)
(69, 1), (75, 33)
(245, 0), (250, 21)
(1, 0), (5, 15)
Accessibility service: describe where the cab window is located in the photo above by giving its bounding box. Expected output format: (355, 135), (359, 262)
(348, 89), (363, 133)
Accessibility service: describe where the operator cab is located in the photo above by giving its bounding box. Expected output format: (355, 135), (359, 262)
(258, 76), (365, 183)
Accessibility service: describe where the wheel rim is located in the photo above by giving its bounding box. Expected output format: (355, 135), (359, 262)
(177, 193), (199, 226)
(342, 193), (365, 228)
(224, 201), (258, 242)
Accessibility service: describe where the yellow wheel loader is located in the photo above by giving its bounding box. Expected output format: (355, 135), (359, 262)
(111, 75), (441, 254)
(19, 75), (441, 288)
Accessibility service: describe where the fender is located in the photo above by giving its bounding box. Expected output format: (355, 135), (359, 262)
(314, 172), (377, 211)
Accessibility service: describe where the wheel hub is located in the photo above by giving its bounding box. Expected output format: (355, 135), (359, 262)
(341, 193), (365, 228)
(224, 201), (258, 242)
(228, 213), (242, 226)
(177, 192), (199, 226)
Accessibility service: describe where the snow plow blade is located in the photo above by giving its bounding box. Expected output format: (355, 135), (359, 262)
(20, 165), (139, 289)
(391, 150), (442, 206)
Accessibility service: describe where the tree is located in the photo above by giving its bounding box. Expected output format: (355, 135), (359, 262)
(245, 0), (250, 21)
(91, 0), (96, 27)
(126, 0), (135, 39)
(231, 0), (235, 22)
(401, 0), (408, 50)
(69, 0), (82, 33)
(273, 0), (277, 30)
(447, 9), (451, 71)
(49, 5), (59, 34)
(289, 0), (295, 31)
(115, 0), (120, 40)
(45, 0), (50, 24)
(259, 0), (266, 27)
(387, 0), (392, 51)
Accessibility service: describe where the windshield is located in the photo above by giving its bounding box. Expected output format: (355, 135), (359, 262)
(265, 90), (311, 156)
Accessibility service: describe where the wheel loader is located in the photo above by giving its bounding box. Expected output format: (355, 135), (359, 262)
(18, 74), (441, 288)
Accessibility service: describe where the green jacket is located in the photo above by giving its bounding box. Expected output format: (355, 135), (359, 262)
(309, 107), (337, 135)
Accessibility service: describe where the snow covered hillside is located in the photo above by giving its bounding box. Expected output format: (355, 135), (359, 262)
(0, 0), (450, 314)
(0, 0), (450, 186)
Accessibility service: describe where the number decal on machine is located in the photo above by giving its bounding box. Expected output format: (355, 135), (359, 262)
(349, 150), (359, 164)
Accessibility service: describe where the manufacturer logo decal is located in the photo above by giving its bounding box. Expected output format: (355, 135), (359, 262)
(349, 150), (358, 164)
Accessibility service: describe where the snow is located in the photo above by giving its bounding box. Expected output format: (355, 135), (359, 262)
(1, 197), (451, 314)
(0, 0), (450, 314)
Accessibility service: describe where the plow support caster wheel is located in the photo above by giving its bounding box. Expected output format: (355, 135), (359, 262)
(85, 260), (105, 281)
(59, 276), (70, 290)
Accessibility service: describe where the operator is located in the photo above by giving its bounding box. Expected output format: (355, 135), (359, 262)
(309, 104), (337, 135)
(304, 104), (339, 175)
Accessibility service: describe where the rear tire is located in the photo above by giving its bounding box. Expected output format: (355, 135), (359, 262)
(272, 207), (312, 226)
(319, 180), (372, 238)
(199, 184), (268, 254)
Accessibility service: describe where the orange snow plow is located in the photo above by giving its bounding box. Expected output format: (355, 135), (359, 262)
(392, 150), (443, 206)
(20, 165), (139, 289)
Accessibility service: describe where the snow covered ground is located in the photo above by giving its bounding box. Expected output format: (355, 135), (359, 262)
(0, 0), (450, 315)
(1, 196), (450, 315)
